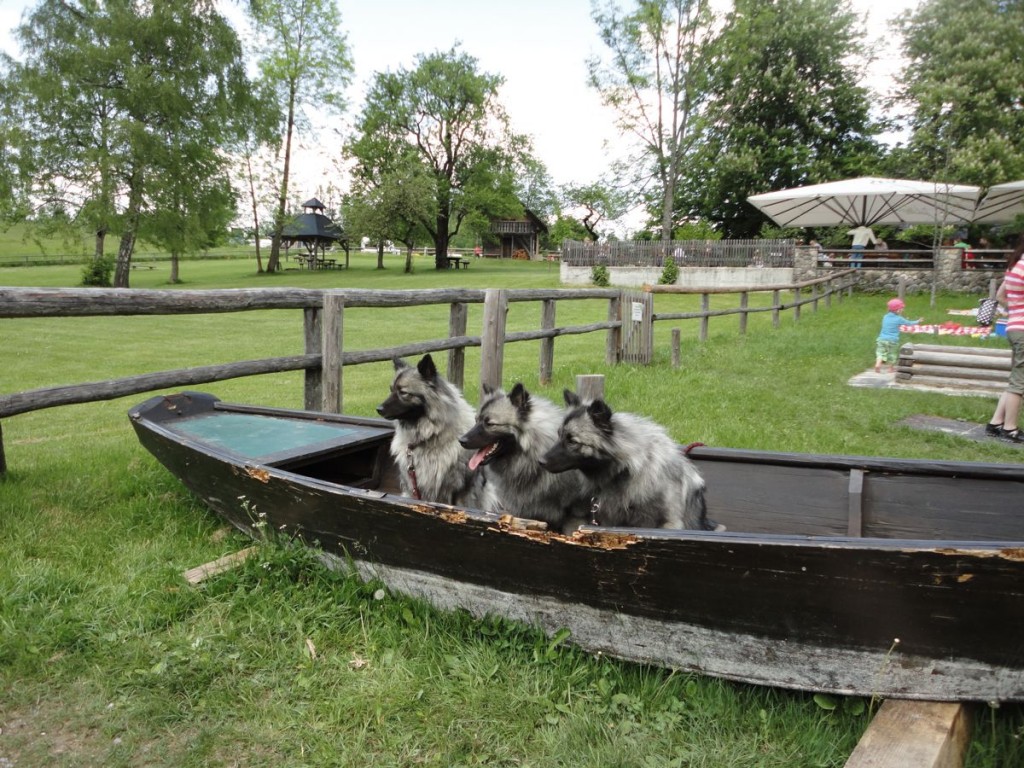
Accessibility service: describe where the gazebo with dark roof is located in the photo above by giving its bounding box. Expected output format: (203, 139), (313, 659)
(281, 198), (349, 268)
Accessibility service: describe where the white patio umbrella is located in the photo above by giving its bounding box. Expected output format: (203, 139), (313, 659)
(747, 177), (982, 228)
(973, 180), (1024, 224)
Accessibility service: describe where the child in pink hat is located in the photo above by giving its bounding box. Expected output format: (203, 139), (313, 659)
(875, 298), (921, 373)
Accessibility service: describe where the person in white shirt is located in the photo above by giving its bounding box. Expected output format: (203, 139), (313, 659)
(847, 225), (877, 267)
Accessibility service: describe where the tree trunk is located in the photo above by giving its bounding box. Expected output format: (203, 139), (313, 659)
(377, 243), (385, 269)
(405, 246), (413, 274)
(434, 213), (450, 270)
(245, 155), (263, 274)
(93, 228), (106, 262)
(267, 85), (298, 274)
(660, 162), (675, 243)
(169, 252), (180, 284)
(113, 179), (144, 288)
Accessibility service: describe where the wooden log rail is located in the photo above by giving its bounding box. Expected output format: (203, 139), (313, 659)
(0, 277), (855, 474)
(896, 343), (1011, 395)
(647, 270), (856, 341)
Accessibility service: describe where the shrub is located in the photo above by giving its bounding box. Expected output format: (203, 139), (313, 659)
(658, 255), (678, 285)
(591, 264), (610, 287)
(81, 255), (114, 286)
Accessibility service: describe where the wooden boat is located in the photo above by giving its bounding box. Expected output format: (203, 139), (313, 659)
(129, 391), (1024, 702)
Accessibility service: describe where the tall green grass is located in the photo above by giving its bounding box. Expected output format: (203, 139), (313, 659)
(1, 258), (1021, 766)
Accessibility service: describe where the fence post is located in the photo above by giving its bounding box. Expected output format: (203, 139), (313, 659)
(699, 293), (710, 342)
(447, 302), (468, 390)
(576, 374), (605, 401)
(825, 278), (833, 309)
(897, 275), (907, 301)
(811, 282), (819, 313)
(605, 293), (621, 365)
(320, 291), (344, 414)
(479, 289), (508, 398)
(739, 292), (748, 335)
(772, 289), (781, 329)
(539, 299), (555, 385)
(793, 288), (801, 323)
(671, 328), (681, 368)
(303, 306), (322, 410)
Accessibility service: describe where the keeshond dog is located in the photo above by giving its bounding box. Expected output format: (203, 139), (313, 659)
(459, 383), (590, 534)
(376, 354), (493, 509)
(540, 390), (713, 530)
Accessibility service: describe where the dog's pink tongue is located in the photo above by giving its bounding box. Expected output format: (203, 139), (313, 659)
(468, 448), (489, 471)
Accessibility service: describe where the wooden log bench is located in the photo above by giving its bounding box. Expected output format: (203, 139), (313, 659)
(844, 700), (972, 768)
(896, 343), (1010, 395)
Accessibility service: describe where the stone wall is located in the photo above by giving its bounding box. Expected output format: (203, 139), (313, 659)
(559, 262), (793, 288)
(793, 246), (1002, 296)
(559, 247), (1002, 294)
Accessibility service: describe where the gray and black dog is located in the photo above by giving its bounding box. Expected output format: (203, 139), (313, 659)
(459, 383), (590, 533)
(540, 390), (713, 530)
(376, 354), (494, 510)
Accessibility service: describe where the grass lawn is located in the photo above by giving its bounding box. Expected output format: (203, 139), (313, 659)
(1, 256), (1022, 767)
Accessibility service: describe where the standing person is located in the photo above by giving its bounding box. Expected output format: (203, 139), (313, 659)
(847, 225), (877, 268)
(875, 298), (921, 374)
(954, 234), (973, 269)
(985, 240), (1024, 442)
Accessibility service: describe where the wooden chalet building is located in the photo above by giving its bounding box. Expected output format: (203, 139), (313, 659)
(489, 208), (547, 259)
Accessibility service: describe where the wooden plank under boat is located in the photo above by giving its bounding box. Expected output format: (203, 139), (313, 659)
(129, 391), (1024, 703)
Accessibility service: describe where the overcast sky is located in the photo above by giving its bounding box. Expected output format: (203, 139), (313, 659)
(1, 0), (920, 195)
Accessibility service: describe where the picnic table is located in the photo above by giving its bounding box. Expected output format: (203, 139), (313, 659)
(445, 256), (470, 270)
(297, 254), (338, 270)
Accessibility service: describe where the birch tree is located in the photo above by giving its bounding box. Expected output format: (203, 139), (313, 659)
(587, 0), (715, 242)
(247, 0), (353, 274)
(2, 0), (252, 287)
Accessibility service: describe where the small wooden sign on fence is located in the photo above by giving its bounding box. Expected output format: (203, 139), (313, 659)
(619, 291), (653, 364)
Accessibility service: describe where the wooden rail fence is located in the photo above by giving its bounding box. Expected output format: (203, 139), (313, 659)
(0, 272), (855, 474)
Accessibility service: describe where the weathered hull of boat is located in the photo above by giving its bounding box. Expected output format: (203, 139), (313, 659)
(130, 392), (1024, 702)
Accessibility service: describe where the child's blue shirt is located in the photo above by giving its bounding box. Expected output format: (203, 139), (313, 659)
(878, 311), (917, 342)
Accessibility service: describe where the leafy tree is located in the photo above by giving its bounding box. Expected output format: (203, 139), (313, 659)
(248, 0), (353, 274)
(347, 47), (529, 270)
(344, 158), (433, 273)
(515, 155), (559, 225)
(892, 0), (1024, 186)
(673, 220), (720, 240)
(561, 182), (630, 241)
(234, 79), (287, 275)
(587, 0), (716, 242)
(688, 0), (880, 238)
(2, 0), (252, 287)
(547, 214), (592, 250)
(146, 165), (236, 284)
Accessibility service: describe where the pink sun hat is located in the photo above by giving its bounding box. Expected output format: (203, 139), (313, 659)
(887, 298), (905, 312)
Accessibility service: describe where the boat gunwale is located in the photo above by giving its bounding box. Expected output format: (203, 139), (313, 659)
(130, 396), (1024, 552)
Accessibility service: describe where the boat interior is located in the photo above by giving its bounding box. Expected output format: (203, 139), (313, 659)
(153, 398), (1024, 544)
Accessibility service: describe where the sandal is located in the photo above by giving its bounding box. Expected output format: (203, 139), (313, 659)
(985, 422), (1003, 436)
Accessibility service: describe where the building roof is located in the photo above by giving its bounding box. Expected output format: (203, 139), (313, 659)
(282, 212), (343, 242)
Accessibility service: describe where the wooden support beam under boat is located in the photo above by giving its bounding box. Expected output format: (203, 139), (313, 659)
(182, 546), (258, 585)
(844, 700), (972, 768)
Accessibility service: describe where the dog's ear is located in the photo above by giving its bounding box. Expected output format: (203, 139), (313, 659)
(563, 389), (581, 407)
(417, 354), (438, 381)
(588, 399), (615, 436)
(481, 382), (495, 396)
(509, 382), (530, 412)
(392, 357), (409, 371)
